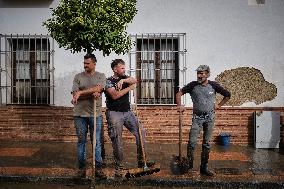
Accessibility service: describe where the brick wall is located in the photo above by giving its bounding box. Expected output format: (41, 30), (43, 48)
(0, 105), (283, 147)
(0, 106), (75, 142)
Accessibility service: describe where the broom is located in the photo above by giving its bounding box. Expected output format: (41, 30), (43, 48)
(124, 86), (160, 178)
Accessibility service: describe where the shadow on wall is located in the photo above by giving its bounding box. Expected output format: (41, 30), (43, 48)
(0, 0), (53, 8)
(54, 71), (78, 107)
(215, 67), (277, 106)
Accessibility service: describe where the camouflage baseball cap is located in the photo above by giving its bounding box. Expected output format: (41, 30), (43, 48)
(195, 65), (210, 72)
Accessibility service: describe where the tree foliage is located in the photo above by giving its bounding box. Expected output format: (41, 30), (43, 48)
(43, 0), (137, 56)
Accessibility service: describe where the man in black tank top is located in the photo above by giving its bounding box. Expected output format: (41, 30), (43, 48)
(105, 59), (155, 177)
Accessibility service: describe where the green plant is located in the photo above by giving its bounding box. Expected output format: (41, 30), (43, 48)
(43, 0), (137, 56)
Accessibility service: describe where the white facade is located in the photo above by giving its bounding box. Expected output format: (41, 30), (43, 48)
(0, 0), (284, 107)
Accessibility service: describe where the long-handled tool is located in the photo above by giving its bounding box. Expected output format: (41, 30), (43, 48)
(170, 108), (189, 175)
(124, 87), (160, 178)
(92, 98), (97, 180)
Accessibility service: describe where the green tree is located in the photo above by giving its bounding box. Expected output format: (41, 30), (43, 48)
(43, 0), (137, 56)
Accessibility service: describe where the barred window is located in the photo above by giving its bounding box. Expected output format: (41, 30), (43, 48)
(0, 34), (55, 105)
(129, 33), (187, 105)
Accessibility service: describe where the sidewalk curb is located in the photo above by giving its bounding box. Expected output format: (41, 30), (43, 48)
(1, 175), (284, 189)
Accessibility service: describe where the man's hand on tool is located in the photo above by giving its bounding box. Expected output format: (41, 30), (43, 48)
(177, 105), (185, 112)
(93, 92), (101, 100)
(116, 79), (125, 91)
(72, 91), (82, 104)
(129, 84), (136, 90)
(215, 104), (221, 110)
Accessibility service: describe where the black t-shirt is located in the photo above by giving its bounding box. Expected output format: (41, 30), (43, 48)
(105, 75), (130, 112)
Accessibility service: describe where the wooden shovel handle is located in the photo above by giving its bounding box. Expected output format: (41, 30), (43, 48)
(133, 88), (147, 166)
(178, 110), (183, 160)
(92, 99), (97, 178)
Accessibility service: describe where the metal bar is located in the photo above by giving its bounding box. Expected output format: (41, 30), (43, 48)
(16, 34), (19, 104)
(183, 34), (187, 105)
(1, 34), (51, 38)
(52, 38), (55, 105)
(34, 35), (37, 104)
(23, 34), (26, 104)
(134, 34), (137, 104)
(141, 35), (144, 102)
(171, 33), (174, 104)
(153, 33), (156, 104)
(130, 50), (181, 54)
(130, 68), (174, 71)
(46, 36), (49, 104)
(130, 33), (186, 38)
(159, 34), (162, 104)
(40, 34), (43, 104)
(147, 34), (150, 104)
(128, 34), (132, 104)
(29, 34), (31, 104)
(165, 33), (168, 103)
(5, 35), (8, 104)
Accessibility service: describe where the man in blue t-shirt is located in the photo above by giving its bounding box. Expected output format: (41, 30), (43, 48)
(71, 53), (106, 178)
(105, 59), (155, 177)
(176, 65), (231, 176)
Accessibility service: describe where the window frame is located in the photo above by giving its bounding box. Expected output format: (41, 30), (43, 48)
(135, 37), (180, 105)
(0, 34), (55, 105)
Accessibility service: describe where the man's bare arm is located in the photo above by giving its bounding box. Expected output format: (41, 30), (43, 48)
(176, 90), (186, 112)
(215, 96), (230, 109)
(116, 77), (137, 90)
(176, 90), (184, 107)
(106, 84), (136, 100)
(72, 85), (104, 104)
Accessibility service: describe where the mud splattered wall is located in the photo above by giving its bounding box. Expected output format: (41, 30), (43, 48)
(215, 67), (277, 106)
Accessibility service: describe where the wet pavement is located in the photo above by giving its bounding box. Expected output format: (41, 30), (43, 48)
(0, 141), (283, 188)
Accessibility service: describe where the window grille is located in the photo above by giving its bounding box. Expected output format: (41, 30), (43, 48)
(129, 33), (187, 105)
(0, 34), (55, 105)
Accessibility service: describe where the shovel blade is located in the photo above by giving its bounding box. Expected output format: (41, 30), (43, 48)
(170, 155), (189, 175)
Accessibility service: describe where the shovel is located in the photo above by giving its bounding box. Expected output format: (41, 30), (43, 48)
(92, 98), (97, 180)
(170, 108), (189, 175)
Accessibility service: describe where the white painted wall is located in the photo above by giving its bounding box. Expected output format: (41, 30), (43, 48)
(1, 0), (284, 107)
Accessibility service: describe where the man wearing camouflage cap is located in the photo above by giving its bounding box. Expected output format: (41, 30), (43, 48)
(176, 65), (231, 176)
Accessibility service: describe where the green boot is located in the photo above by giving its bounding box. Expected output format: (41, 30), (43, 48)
(187, 146), (194, 170)
(200, 147), (214, 176)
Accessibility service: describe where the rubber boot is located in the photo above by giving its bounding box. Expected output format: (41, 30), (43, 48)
(114, 162), (124, 178)
(101, 126), (106, 161)
(95, 167), (107, 179)
(77, 167), (86, 178)
(77, 160), (86, 178)
(187, 146), (194, 170)
(200, 147), (214, 176)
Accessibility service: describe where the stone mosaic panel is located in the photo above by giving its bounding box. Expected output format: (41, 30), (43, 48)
(215, 67), (277, 106)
